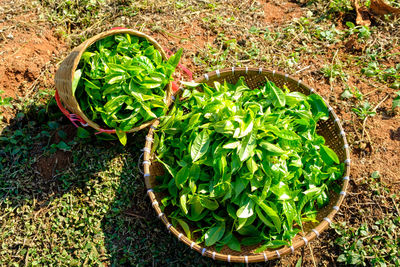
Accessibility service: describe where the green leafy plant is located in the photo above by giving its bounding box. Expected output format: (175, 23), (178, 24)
(333, 172), (400, 266)
(334, 219), (400, 266)
(73, 33), (182, 145)
(328, 0), (353, 13)
(0, 90), (13, 120)
(362, 62), (400, 89)
(154, 78), (344, 251)
(352, 101), (376, 120)
(321, 63), (348, 84)
(345, 22), (371, 39)
(313, 25), (342, 43)
(341, 86), (364, 100)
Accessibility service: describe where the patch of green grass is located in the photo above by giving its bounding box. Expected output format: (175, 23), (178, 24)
(321, 61), (348, 85)
(362, 62), (400, 89)
(333, 172), (400, 266)
(0, 90), (13, 121)
(328, 0), (354, 13)
(334, 217), (400, 266)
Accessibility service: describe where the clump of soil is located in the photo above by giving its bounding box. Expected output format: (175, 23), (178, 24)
(35, 125), (76, 180)
(36, 150), (72, 180)
(261, 1), (303, 24)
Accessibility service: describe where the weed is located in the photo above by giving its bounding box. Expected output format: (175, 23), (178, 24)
(333, 172), (400, 266)
(334, 218), (400, 266)
(352, 101), (376, 120)
(321, 63), (348, 84)
(313, 25), (342, 43)
(345, 22), (371, 40)
(362, 62), (400, 89)
(341, 86), (364, 100)
(328, 0), (354, 13)
(193, 34), (241, 71)
(0, 90), (13, 121)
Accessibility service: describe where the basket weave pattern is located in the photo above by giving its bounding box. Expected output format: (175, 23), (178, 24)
(143, 68), (351, 263)
(55, 29), (173, 133)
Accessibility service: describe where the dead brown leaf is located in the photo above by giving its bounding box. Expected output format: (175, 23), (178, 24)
(370, 0), (400, 16)
(352, 0), (371, 26)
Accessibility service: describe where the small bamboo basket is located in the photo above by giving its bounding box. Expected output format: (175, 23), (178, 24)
(55, 28), (173, 133)
(142, 68), (351, 263)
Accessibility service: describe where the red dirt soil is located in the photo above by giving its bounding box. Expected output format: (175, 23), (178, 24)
(36, 150), (72, 180)
(0, 13), (66, 98)
(0, 3), (70, 177)
(262, 0), (304, 24)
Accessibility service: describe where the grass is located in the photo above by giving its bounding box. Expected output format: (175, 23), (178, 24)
(1, 0), (400, 265)
(332, 172), (400, 266)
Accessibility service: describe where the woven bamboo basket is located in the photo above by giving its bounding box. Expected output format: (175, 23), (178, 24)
(142, 68), (351, 263)
(54, 28), (173, 133)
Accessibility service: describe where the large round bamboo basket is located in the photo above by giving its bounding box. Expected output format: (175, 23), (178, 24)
(55, 28), (173, 133)
(142, 68), (351, 263)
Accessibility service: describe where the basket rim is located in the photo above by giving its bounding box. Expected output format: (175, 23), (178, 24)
(55, 28), (173, 133)
(143, 67), (351, 263)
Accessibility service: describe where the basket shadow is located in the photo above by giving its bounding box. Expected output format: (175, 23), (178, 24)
(0, 98), (97, 208)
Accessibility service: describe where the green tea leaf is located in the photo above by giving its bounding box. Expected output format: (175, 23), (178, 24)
(223, 141), (240, 149)
(72, 69), (82, 96)
(205, 224), (225, 247)
(255, 206), (275, 228)
(175, 166), (190, 188)
(167, 48), (183, 68)
(104, 95), (129, 113)
(258, 202), (281, 232)
(181, 81), (200, 87)
(308, 94), (329, 120)
(283, 201), (297, 229)
(238, 130), (257, 162)
(176, 219), (191, 239)
(226, 235), (241, 252)
(191, 130), (211, 162)
(200, 197), (219, 211)
(320, 145), (340, 164)
(115, 128), (127, 146)
(266, 80), (286, 107)
(246, 157), (258, 174)
(236, 198), (255, 219)
(259, 141), (285, 155)
(180, 194), (188, 214)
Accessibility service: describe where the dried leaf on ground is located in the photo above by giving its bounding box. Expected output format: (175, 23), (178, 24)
(370, 0), (400, 16)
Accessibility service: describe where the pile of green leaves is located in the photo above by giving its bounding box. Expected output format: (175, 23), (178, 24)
(73, 33), (182, 144)
(153, 78), (344, 252)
